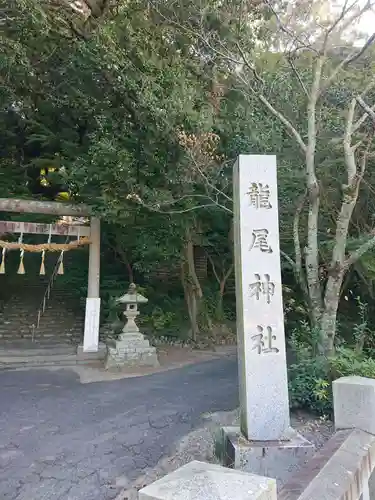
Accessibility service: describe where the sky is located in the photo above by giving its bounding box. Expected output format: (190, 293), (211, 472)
(356, 8), (375, 36)
(339, 1), (375, 39)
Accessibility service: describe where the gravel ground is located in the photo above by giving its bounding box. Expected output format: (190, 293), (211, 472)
(118, 408), (333, 499)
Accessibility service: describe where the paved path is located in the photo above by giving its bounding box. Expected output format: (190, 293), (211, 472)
(0, 358), (238, 500)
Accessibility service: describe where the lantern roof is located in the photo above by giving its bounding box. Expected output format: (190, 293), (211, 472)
(116, 283), (148, 304)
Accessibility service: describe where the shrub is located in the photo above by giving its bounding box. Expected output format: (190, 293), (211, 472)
(288, 322), (375, 416)
(288, 354), (332, 415)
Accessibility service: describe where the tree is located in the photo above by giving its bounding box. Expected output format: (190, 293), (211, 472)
(1, 0), (237, 340)
(151, 0), (375, 355)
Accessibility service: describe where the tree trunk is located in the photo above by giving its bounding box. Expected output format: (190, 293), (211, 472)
(215, 263), (233, 320)
(216, 285), (224, 319)
(180, 226), (203, 341)
(319, 99), (366, 355)
(115, 245), (134, 283)
(320, 192), (358, 355)
(320, 271), (344, 355)
(181, 261), (200, 341)
(305, 57), (324, 331)
(305, 185), (322, 330)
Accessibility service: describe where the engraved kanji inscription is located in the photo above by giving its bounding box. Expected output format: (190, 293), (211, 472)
(249, 274), (275, 304)
(249, 229), (273, 253)
(247, 183), (272, 209)
(251, 325), (279, 354)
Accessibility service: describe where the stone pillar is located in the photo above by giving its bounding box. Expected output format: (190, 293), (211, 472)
(219, 155), (313, 484)
(138, 461), (277, 500)
(87, 217), (100, 299)
(83, 217), (101, 352)
(333, 377), (375, 500)
(234, 154), (289, 440)
(333, 376), (375, 435)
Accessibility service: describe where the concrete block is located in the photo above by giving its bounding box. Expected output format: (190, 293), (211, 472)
(138, 460), (277, 500)
(333, 376), (375, 434)
(219, 426), (314, 487)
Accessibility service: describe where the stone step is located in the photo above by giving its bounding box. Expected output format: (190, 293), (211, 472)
(0, 312), (83, 319)
(0, 345), (77, 356)
(0, 337), (82, 343)
(0, 343), (106, 369)
(0, 328), (82, 333)
(0, 339), (78, 347)
(0, 277), (85, 345)
(0, 353), (78, 366)
(1, 291), (81, 298)
(0, 317), (83, 322)
(1, 305), (82, 312)
(0, 333), (83, 343)
(2, 293), (78, 301)
(0, 325), (85, 331)
(0, 336), (81, 341)
(0, 316), (84, 323)
(0, 357), (92, 369)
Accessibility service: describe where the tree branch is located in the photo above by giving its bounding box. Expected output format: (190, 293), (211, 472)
(344, 98), (357, 181)
(235, 41), (264, 84)
(344, 32), (375, 66)
(264, 0), (318, 54)
(129, 193), (233, 215)
(353, 103), (375, 133)
(257, 94), (307, 153)
(286, 55), (308, 97)
(223, 262), (234, 283)
(323, 0), (352, 44)
(189, 155), (233, 203)
(206, 252), (220, 284)
(321, 33), (375, 94)
(345, 234), (375, 268)
(280, 250), (296, 269)
(356, 96), (375, 127)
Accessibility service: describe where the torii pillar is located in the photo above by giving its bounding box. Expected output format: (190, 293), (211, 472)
(83, 217), (101, 352)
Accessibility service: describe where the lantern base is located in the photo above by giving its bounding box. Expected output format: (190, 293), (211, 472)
(105, 332), (159, 369)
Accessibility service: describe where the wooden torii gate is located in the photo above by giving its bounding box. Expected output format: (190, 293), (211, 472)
(0, 198), (101, 352)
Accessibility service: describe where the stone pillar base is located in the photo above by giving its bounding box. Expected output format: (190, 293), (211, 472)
(217, 426), (315, 487)
(105, 332), (159, 370)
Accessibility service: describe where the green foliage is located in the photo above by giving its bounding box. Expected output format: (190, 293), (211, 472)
(330, 347), (375, 379)
(143, 307), (178, 332)
(288, 320), (375, 416)
(289, 355), (332, 415)
(288, 326), (332, 414)
(3, 0), (375, 350)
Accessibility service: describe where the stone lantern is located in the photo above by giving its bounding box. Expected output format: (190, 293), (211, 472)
(117, 283), (147, 336)
(105, 283), (159, 369)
